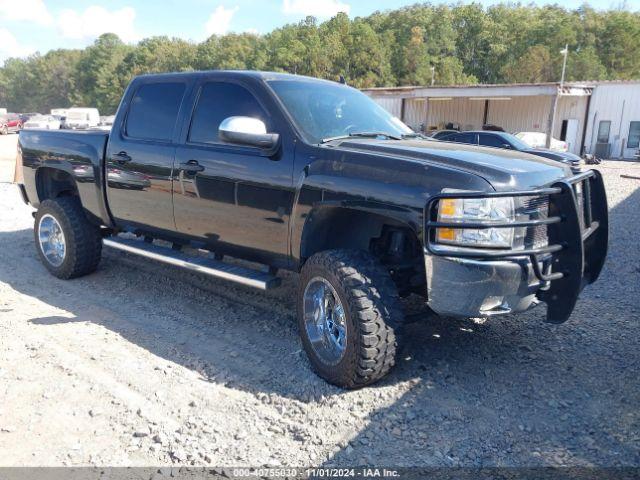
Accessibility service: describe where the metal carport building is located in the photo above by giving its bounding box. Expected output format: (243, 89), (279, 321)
(364, 82), (594, 155)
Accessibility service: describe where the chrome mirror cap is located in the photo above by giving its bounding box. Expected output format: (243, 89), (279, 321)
(219, 116), (267, 135)
(218, 116), (279, 156)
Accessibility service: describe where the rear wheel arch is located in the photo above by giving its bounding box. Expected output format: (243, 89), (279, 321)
(36, 167), (79, 202)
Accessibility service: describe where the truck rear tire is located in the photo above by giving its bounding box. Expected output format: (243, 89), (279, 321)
(34, 197), (102, 279)
(297, 250), (402, 388)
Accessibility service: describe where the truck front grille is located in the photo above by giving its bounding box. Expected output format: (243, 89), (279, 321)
(521, 196), (549, 249)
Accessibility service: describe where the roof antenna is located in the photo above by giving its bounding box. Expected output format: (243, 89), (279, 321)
(339, 75), (347, 85)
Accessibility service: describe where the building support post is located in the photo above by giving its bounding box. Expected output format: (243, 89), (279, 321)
(482, 99), (489, 127)
(546, 88), (559, 149)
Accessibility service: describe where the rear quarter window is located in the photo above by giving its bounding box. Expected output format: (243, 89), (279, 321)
(126, 82), (186, 141)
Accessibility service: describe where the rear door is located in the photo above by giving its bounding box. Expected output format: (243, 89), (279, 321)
(478, 133), (509, 149)
(450, 132), (478, 145)
(106, 79), (190, 233)
(173, 79), (295, 264)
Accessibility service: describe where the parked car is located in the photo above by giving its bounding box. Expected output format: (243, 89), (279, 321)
(92, 115), (116, 131)
(100, 115), (115, 126)
(15, 71), (608, 388)
(0, 113), (23, 134)
(439, 130), (582, 171)
(428, 129), (459, 140)
(23, 115), (61, 130)
(65, 108), (100, 129)
(516, 131), (568, 152)
(51, 115), (67, 129)
(19, 112), (40, 123)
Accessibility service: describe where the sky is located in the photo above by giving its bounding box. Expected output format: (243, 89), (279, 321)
(0, 0), (635, 64)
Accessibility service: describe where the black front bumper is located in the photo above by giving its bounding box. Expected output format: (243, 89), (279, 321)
(424, 170), (608, 323)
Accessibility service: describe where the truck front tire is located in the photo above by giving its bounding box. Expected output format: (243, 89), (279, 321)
(34, 197), (102, 279)
(297, 250), (402, 388)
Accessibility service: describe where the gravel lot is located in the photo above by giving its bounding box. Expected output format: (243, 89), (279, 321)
(0, 131), (639, 468)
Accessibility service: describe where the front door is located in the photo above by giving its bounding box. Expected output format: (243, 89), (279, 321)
(173, 80), (294, 264)
(106, 80), (189, 233)
(564, 118), (580, 154)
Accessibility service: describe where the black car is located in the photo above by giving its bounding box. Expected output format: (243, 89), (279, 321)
(428, 129), (459, 140)
(16, 71), (608, 388)
(439, 130), (582, 171)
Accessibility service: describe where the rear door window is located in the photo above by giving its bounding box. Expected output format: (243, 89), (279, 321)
(453, 132), (477, 145)
(479, 133), (507, 148)
(126, 82), (186, 141)
(188, 82), (268, 145)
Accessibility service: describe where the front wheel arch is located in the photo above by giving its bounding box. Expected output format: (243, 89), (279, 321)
(299, 206), (421, 263)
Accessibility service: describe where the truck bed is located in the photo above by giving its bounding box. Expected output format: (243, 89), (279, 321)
(19, 129), (110, 224)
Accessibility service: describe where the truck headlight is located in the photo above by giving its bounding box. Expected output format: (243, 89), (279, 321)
(436, 192), (515, 248)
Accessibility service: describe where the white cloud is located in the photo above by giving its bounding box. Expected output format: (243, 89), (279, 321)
(57, 6), (138, 42)
(0, 28), (35, 63)
(0, 0), (53, 26)
(282, 0), (350, 18)
(205, 5), (239, 36)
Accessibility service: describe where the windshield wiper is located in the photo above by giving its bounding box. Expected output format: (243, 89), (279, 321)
(321, 131), (403, 143)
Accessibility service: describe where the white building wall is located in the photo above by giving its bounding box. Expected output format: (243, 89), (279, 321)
(403, 99), (427, 131)
(555, 95), (590, 154)
(487, 96), (551, 134)
(426, 97), (484, 131)
(371, 97), (402, 119)
(583, 83), (640, 159)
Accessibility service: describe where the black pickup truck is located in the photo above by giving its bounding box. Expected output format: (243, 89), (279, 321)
(16, 71), (608, 388)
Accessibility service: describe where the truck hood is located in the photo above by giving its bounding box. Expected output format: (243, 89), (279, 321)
(333, 138), (573, 191)
(526, 147), (581, 161)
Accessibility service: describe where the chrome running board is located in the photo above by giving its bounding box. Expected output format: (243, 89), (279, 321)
(103, 236), (281, 290)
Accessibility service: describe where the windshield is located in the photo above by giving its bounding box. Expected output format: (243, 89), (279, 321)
(502, 132), (534, 150)
(268, 79), (413, 144)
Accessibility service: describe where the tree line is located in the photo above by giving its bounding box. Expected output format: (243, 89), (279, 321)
(1, 3), (638, 114)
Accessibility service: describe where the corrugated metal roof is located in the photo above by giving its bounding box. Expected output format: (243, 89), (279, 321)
(362, 80), (639, 93)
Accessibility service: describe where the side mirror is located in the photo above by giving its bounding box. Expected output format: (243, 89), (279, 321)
(219, 116), (280, 155)
(502, 143), (513, 149)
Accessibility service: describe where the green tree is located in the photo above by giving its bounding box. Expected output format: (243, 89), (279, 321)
(597, 10), (640, 79)
(1, 3), (639, 113)
(502, 45), (555, 83)
(567, 47), (607, 81)
(73, 33), (132, 114)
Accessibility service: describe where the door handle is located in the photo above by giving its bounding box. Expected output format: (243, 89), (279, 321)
(112, 151), (132, 163)
(179, 160), (205, 173)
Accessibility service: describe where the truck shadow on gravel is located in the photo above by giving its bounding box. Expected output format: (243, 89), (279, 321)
(322, 184), (640, 467)
(2, 185), (639, 467)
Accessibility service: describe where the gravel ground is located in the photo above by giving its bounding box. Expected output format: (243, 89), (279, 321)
(0, 131), (638, 467)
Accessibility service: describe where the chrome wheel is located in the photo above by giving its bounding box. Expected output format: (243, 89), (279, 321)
(38, 214), (66, 267)
(303, 277), (347, 365)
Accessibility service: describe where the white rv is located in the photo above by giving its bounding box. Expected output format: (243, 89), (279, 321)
(65, 108), (100, 129)
(50, 108), (70, 116)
